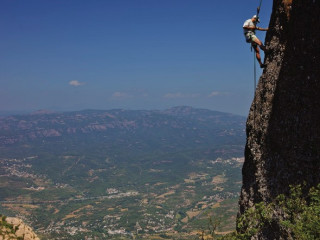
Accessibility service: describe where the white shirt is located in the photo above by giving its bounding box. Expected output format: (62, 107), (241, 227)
(243, 19), (256, 35)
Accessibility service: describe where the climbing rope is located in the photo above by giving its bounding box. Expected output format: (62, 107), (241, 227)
(257, 0), (263, 17)
(252, 0), (263, 128)
(254, 52), (256, 92)
(253, 48), (257, 127)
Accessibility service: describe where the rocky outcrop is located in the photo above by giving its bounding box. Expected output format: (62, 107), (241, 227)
(0, 216), (40, 240)
(239, 0), (320, 238)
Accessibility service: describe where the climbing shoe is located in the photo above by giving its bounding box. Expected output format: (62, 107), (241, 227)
(260, 64), (266, 68)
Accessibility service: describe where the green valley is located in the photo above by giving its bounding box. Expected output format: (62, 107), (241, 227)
(0, 106), (245, 239)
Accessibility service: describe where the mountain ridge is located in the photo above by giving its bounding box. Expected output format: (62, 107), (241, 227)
(0, 106), (245, 147)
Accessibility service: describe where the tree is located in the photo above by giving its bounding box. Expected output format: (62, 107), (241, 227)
(219, 184), (320, 240)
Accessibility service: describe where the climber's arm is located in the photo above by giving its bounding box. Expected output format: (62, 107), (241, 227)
(256, 27), (269, 31)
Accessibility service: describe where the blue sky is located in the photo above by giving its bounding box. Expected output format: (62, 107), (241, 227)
(0, 0), (272, 116)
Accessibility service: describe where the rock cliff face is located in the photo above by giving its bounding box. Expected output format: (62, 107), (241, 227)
(239, 0), (320, 237)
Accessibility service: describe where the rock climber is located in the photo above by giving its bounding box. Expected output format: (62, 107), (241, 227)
(243, 15), (269, 68)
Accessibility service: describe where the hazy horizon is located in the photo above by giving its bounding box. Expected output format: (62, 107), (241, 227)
(0, 105), (248, 118)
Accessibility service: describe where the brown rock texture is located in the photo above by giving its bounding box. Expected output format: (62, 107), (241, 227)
(0, 217), (39, 240)
(239, 0), (320, 238)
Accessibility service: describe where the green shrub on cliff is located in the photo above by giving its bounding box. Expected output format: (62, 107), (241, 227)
(277, 184), (320, 239)
(219, 184), (320, 240)
(0, 214), (16, 235)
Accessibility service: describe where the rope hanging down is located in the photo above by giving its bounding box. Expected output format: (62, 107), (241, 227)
(257, 0), (263, 17)
(253, 0), (263, 91)
(253, 0), (263, 127)
(253, 46), (257, 127)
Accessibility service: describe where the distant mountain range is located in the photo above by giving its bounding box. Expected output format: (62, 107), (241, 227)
(0, 106), (245, 148)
